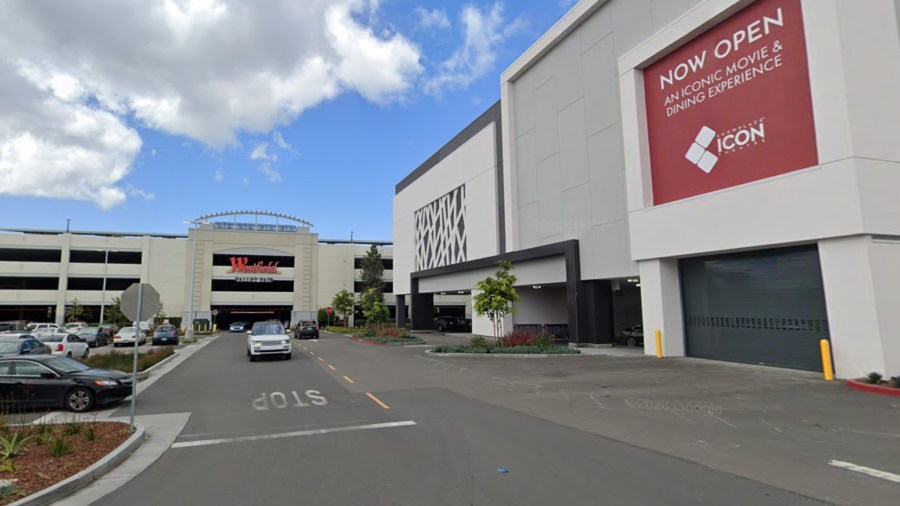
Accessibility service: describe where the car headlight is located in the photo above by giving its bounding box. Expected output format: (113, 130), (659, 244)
(282, 339), (290, 345)
(253, 341), (262, 347)
(94, 380), (118, 386)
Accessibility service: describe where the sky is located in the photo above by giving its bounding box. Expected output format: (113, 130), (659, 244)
(0, 0), (581, 241)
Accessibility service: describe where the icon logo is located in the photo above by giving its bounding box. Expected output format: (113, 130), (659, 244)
(685, 126), (718, 173)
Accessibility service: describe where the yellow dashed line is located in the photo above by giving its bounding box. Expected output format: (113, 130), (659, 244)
(343, 376), (355, 384)
(366, 392), (390, 410)
(317, 357), (324, 362)
(328, 364), (336, 371)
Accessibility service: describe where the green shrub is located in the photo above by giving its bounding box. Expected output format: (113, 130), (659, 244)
(866, 372), (883, 384)
(890, 376), (900, 389)
(63, 420), (83, 436)
(49, 436), (71, 458)
(433, 345), (466, 353)
(0, 458), (14, 473)
(85, 426), (96, 442)
(432, 345), (579, 355)
(0, 480), (21, 500)
(469, 335), (489, 348)
(0, 432), (31, 460)
(325, 326), (357, 334)
(78, 347), (175, 373)
(531, 333), (555, 348)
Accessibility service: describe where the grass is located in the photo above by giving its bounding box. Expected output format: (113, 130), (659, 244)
(78, 347), (175, 373)
(432, 345), (580, 355)
(324, 327), (358, 334)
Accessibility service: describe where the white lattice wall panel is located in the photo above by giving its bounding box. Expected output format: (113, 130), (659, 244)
(414, 185), (466, 270)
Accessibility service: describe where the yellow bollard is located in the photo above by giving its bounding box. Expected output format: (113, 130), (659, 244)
(655, 329), (663, 358)
(820, 339), (834, 381)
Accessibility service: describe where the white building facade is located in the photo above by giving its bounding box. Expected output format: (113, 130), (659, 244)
(394, 0), (900, 378)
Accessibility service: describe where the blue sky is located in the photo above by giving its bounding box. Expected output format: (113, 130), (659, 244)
(0, 1), (579, 240)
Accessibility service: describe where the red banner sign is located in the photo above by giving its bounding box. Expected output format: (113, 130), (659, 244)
(643, 0), (818, 205)
(228, 257), (281, 274)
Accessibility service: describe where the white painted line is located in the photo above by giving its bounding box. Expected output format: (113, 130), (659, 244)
(829, 460), (900, 484)
(171, 420), (417, 449)
(403, 344), (432, 348)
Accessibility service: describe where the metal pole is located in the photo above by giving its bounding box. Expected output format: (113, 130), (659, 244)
(186, 223), (198, 341)
(99, 250), (109, 324)
(130, 283), (142, 432)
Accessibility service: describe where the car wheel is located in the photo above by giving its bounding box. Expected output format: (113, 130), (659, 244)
(249, 355), (257, 362)
(284, 352), (291, 360)
(65, 387), (94, 413)
(82, 348), (90, 359)
(66, 351), (72, 358)
(626, 337), (637, 347)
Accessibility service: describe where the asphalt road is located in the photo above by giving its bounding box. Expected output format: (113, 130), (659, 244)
(96, 333), (828, 506)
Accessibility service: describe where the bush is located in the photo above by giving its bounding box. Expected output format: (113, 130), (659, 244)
(502, 328), (536, 347)
(49, 436), (71, 458)
(469, 335), (489, 349)
(63, 420), (83, 436)
(79, 347), (175, 373)
(0, 432), (31, 459)
(325, 326), (357, 334)
(866, 372), (883, 384)
(890, 376), (900, 389)
(531, 333), (555, 348)
(431, 344), (579, 355)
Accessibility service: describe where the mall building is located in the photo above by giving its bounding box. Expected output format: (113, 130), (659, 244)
(394, 0), (900, 378)
(0, 211), (437, 329)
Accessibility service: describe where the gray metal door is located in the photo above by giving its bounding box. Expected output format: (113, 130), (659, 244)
(680, 246), (829, 371)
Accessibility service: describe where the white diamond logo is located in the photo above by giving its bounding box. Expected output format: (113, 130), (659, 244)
(685, 126), (718, 173)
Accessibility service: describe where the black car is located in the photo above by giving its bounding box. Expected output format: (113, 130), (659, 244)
(152, 325), (180, 345)
(0, 338), (51, 356)
(617, 324), (644, 347)
(433, 316), (471, 333)
(0, 356), (132, 412)
(295, 320), (319, 339)
(76, 327), (110, 348)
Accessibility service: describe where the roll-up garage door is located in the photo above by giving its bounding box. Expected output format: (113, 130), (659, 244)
(680, 245), (829, 371)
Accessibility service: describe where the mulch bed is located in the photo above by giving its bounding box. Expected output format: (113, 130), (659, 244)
(0, 422), (131, 504)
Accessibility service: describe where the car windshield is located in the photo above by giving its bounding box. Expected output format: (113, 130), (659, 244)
(120, 327), (136, 334)
(77, 328), (99, 335)
(0, 342), (20, 353)
(252, 323), (284, 335)
(157, 325), (175, 332)
(40, 334), (65, 342)
(44, 356), (91, 373)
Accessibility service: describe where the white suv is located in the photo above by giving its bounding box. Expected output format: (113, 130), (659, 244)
(247, 321), (291, 361)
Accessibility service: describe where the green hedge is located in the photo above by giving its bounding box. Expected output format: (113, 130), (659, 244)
(355, 336), (424, 344)
(432, 345), (579, 355)
(325, 326), (358, 334)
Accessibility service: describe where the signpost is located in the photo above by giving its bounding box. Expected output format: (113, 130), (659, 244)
(326, 307), (333, 327)
(120, 283), (160, 431)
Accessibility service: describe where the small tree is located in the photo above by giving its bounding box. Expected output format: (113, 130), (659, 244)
(365, 301), (390, 326)
(360, 288), (381, 318)
(103, 297), (130, 327)
(154, 303), (167, 326)
(472, 261), (520, 339)
(360, 245), (385, 297)
(331, 289), (354, 326)
(66, 298), (84, 323)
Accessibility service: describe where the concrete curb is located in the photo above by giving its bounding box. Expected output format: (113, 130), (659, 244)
(134, 350), (179, 381)
(9, 422), (145, 506)
(349, 336), (425, 346)
(846, 379), (900, 397)
(424, 350), (584, 358)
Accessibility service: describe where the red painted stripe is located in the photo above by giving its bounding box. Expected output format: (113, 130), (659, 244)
(846, 379), (900, 397)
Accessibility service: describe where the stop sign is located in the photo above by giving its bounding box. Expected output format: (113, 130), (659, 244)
(326, 307), (333, 315)
(120, 283), (160, 321)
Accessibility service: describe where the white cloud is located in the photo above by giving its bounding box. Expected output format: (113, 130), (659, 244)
(415, 7), (451, 30)
(424, 3), (526, 96)
(214, 167), (224, 183)
(125, 184), (156, 201)
(0, 0), (424, 207)
(250, 143), (276, 162)
(256, 163), (282, 183)
(272, 131), (292, 151)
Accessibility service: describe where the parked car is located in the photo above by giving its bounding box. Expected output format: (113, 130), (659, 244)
(76, 327), (110, 348)
(229, 322), (247, 332)
(0, 337), (51, 356)
(0, 321), (29, 332)
(295, 320), (319, 339)
(26, 323), (62, 333)
(113, 326), (146, 347)
(39, 332), (90, 359)
(64, 322), (88, 334)
(433, 316), (471, 332)
(31, 328), (69, 341)
(99, 323), (119, 337)
(152, 325), (179, 345)
(617, 324), (644, 347)
(0, 356), (133, 412)
(247, 321), (291, 361)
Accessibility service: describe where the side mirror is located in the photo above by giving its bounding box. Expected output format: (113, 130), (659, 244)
(246, 330), (252, 335)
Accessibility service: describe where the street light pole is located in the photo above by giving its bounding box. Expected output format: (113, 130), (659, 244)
(185, 221), (199, 341)
(99, 249), (109, 324)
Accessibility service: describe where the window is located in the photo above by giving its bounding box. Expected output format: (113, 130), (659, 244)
(0, 277), (59, 290)
(0, 248), (61, 262)
(0, 362), (10, 376)
(252, 322), (285, 335)
(353, 258), (393, 270)
(12, 361), (52, 378)
(69, 250), (142, 264)
(67, 277), (140, 291)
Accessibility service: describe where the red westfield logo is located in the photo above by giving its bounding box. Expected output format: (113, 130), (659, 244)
(228, 257), (280, 274)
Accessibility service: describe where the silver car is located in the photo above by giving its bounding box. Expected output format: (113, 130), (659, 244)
(246, 321), (291, 361)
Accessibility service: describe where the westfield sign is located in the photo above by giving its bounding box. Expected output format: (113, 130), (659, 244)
(228, 257), (280, 274)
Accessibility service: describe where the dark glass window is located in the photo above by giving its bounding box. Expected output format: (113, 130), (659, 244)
(69, 250), (142, 264)
(0, 248), (61, 262)
(353, 258), (393, 270)
(67, 278), (139, 291)
(213, 254), (295, 269)
(0, 277), (59, 290)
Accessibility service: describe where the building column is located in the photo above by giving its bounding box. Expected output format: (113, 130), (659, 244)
(410, 279), (434, 331)
(638, 258), (685, 357)
(395, 294), (407, 327)
(55, 234), (72, 324)
(819, 235), (898, 379)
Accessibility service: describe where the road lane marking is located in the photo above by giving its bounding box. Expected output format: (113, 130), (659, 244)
(309, 351), (315, 356)
(343, 376), (355, 384)
(366, 392), (390, 410)
(317, 357), (324, 362)
(829, 460), (900, 484)
(171, 421), (417, 449)
(328, 364), (336, 371)
(403, 344), (432, 348)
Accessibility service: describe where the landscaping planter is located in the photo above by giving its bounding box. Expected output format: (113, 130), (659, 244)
(846, 379), (900, 397)
(349, 336), (424, 346)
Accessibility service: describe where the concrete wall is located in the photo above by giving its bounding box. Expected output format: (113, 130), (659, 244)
(394, 123), (499, 295)
(513, 287), (568, 325)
